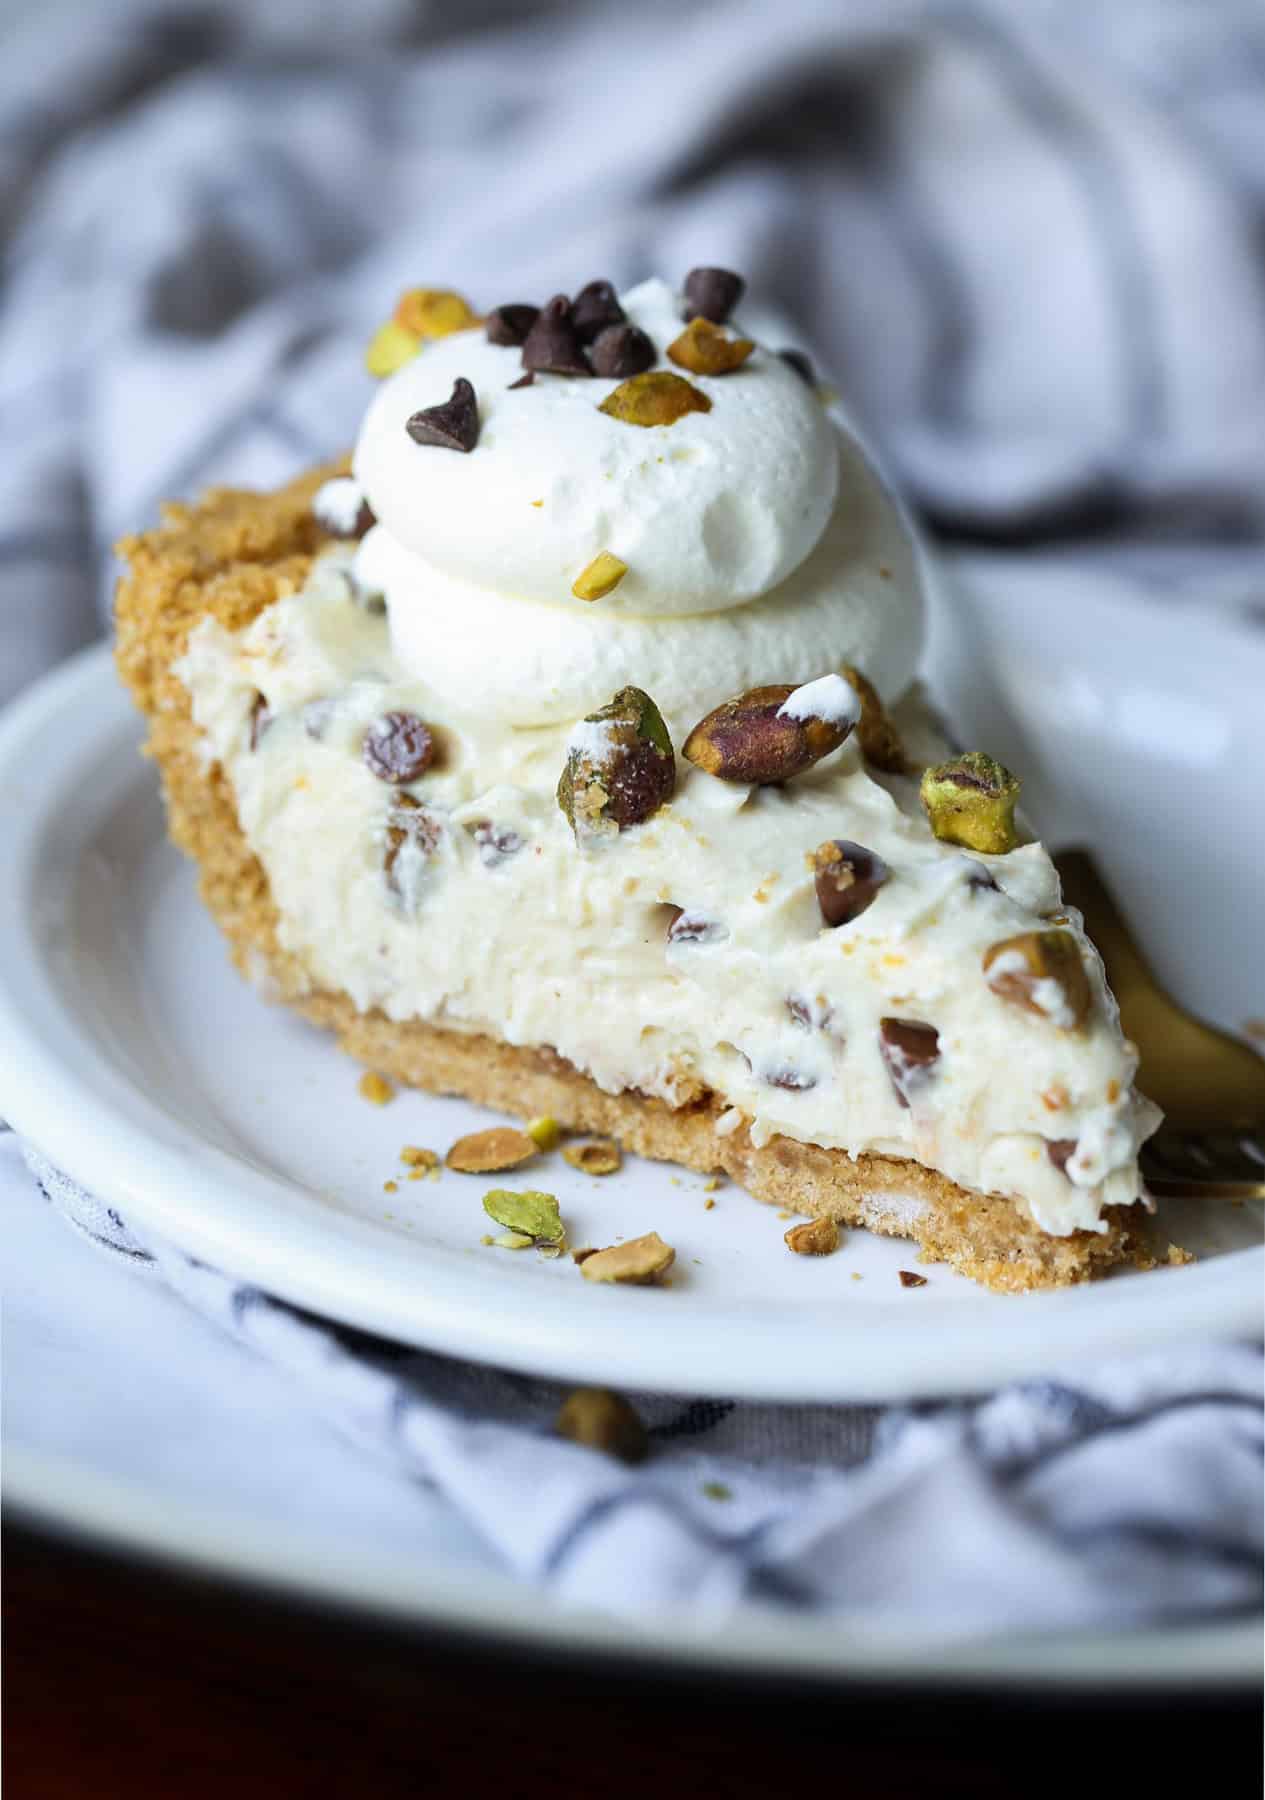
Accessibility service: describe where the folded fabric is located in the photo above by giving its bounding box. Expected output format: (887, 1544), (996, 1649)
(23, 1143), (1263, 1634)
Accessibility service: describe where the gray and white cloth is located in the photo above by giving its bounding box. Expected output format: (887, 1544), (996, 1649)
(3, 0), (1264, 1633)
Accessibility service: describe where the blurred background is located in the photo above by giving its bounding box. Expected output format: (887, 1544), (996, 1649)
(2, 0), (1263, 704)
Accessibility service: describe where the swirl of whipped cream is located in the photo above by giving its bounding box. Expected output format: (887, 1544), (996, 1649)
(356, 423), (923, 734)
(353, 278), (839, 616)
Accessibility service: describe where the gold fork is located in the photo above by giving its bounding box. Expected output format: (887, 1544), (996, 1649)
(1054, 848), (1265, 1201)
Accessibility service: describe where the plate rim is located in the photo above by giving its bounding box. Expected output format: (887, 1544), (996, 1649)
(9, 1443), (1262, 1691)
(0, 644), (1261, 1407)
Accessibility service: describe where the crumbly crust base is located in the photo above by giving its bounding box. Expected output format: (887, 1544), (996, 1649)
(114, 465), (1138, 1294)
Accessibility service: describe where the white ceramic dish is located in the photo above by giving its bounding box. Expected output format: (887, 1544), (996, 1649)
(0, 634), (1260, 1405)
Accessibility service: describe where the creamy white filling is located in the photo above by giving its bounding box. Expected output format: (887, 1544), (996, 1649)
(175, 550), (1158, 1237)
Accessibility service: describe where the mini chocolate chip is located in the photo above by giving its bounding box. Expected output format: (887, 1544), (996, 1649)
(363, 711), (434, 784)
(384, 793), (442, 908)
(778, 348), (815, 386)
(766, 1066), (817, 1092)
(485, 303), (539, 346)
(964, 861), (999, 894)
(468, 819), (524, 866)
(1046, 1138), (1078, 1174)
(898, 1270), (928, 1288)
(312, 478), (375, 540)
(589, 323), (656, 378)
(683, 266), (745, 324)
(507, 371), (535, 390)
(521, 295), (591, 376)
(249, 693), (272, 750)
(302, 697), (336, 741)
(667, 909), (727, 945)
(787, 995), (834, 1032)
(813, 840), (889, 928)
(570, 280), (625, 343)
(878, 1017), (940, 1108)
(405, 377), (480, 453)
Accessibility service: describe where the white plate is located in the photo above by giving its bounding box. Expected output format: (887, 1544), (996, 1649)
(0, 636), (1260, 1403)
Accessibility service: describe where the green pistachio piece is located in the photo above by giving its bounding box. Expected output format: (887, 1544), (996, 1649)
(919, 751), (1020, 854)
(482, 1188), (564, 1243)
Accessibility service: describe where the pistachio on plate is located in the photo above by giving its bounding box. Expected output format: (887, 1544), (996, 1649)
(784, 1217), (840, 1256)
(446, 1126), (538, 1173)
(579, 1231), (676, 1286)
(920, 752), (1020, 854)
(482, 1188), (565, 1245)
(983, 930), (1093, 1031)
(557, 686), (676, 841)
(683, 677), (854, 786)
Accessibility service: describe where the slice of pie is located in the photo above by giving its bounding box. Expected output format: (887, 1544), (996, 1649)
(114, 272), (1160, 1291)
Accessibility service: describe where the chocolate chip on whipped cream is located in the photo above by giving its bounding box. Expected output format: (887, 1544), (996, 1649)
(521, 295), (591, 376)
(311, 476), (375, 540)
(383, 793), (442, 909)
(920, 752), (1020, 855)
(589, 323), (656, 378)
(983, 930), (1093, 1031)
(466, 819), (524, 866)
(598, 370), (711, 427)
(405, 377), (480, 453)
(667, 909), (728, 945)
(668, 316), (755, 376)
(813, 839), (889, 927)
(485, 303), (539, 346)
(683, 676), (855, 785)
(778, 348), (816, 386)
(506, 371), (535, 389)
(557, 686), (676, 840)
(570, 279), (625, 343)
(363, 710), (435, 783)
(878, 1017), (941, 1108)
(683, 266), (745, 324)
(1046, 1137), (1078, 1173)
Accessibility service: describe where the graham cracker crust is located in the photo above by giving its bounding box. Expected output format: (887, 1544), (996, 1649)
(114, 465), (1139, 1294)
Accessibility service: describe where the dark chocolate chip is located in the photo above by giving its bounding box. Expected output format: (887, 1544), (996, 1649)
(249, 693), (272, 750)
(683, 266), (745, 324)
(468, 819), (524, 866)
(302, 697), (336, 741)
(813, 839), (889, 928)
(485, 303), (539, 347)
(766, 1065), (818, 1092)
(667, 909), (727, 945)
(1046, 1138), (1078, 1174)
(405, 377), (480, 453)
(570, 280), (625, 343)
(878, 1017), (940, 1108)
(507, 371), (535, 390)
(312, 481), (375, 540)
(778, 348), (816, 386)
(589, 323), (656, 379)
(521, 295), (591, 376)
(362, 711), (435, 784)
(384, 793), (442, 907)
(898, 1270), (928, 1288)
(787, 995), (834, 1032)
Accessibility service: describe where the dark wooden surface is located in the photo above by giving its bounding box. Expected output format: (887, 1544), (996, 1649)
(4, 1515), (1258, 1798)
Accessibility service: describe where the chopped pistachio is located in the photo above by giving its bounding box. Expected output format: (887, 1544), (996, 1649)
(365, 320), (422, 378)
(920, 752), (1020, 854)
(598, 371), (711, 428)
(572, 551), (628, 602)
(357, 1071), (395, 1106)
(841, 664), (906, 773)
(446, 1127), (538, 1173)
(482, 1188), (564, 1244)
(667, 316), (755, 376)
(562, 1140), (622, 1177)
(579, 1231), (675, 1286)
(526, 1115), (562, 1151)
(556, 1388), (649, 1463)
(784, 1217), (840, 1256)
(683, 683), (851, 785)
(393, 287), (479, 340)
(983, 930), (1093, 1031)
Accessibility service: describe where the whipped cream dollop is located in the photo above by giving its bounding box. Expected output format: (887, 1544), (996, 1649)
(354, 277), (839, 616)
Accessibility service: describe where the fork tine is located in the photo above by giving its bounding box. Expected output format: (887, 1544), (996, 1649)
(1141, 1135), (1215, 1180)
(1140, 1132), (1265, 1200)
